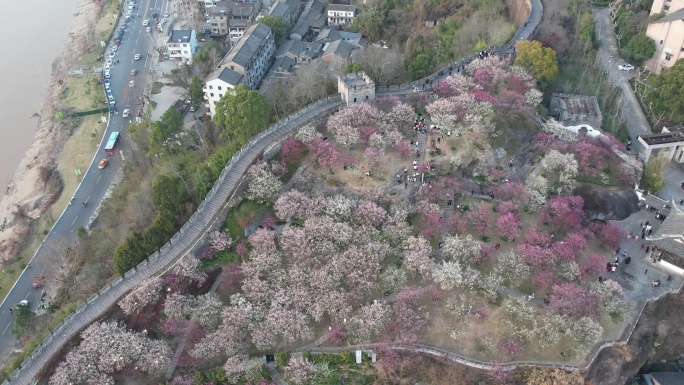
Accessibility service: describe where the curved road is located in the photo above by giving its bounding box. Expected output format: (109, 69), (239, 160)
(0, 0), (171, 362)
(2, 0), (545, 382)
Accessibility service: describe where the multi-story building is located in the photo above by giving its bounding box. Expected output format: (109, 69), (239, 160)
(217, 23), (276, 90)
(203, 67), (245, 115)
(166, 30), (198, 64)
(228, 2), (259, 41)
(326, 4), (357, 26)
(207, 2), (231, 36)
(268, 0), (302, 26)
(645, 0), (684, 73)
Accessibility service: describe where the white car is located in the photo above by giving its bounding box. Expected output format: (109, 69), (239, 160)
(122, 109), (130, 118)
(110, 52), (116, 59)
(134, 54), (141, 60)
(143, 19), (149, 26)
(618, 64), (635, 71)
(106, 58), (113, 66)
(163, 13), (169, 18)
(146, 26), (152, 32)
(104, 71), (111, 79)
(104, 64), (110, 72)
(112, 46), (118, 52)
(108, 94), (114, 102)
(105, 83), (111, 90)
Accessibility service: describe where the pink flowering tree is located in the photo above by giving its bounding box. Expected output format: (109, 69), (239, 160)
(598, 221), (629, 250)
(492, 182), (528, 201)
(524, 228), (552, 247)
(518, 243), (556, 268)
(353, 200), (388, 227)
(532, 268), (556, 289)
(307, 138), (341, 173)
(579, 253), (606, 281)
(118, 278), (163, 316)
(467, 204), (492, 237)
(209, 231), (232, 253)
(327, 103), (383, 147)
(274, 189), (311, 221)
(394, 140), (411, 158)
(497, 213), (521, 241)
(550, 283), (603, 319)
(496, 201), (519, 214)
(364, 146), (385, 165)
(542, 196), (586, 231)
(420, 211), (444, 240)
(358, 125), (377, 144)
(284, 357), (319, 385)
(49, 322), (172, 385)
(402, 236), (434, 279)
(498, 338), (523, 358)
(281, 138), (306, 165)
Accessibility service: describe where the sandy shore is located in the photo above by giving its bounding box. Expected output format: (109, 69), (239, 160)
(0, 0), (101, 261)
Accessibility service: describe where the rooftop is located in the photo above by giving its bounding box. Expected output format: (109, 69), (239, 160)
(168, 30), (194, 43)
(232, 2), (257, 18)
(339, 71), (374, 88)
(640, 131), (684, 146)
(327, 4), (356, 12)
(220, 23), (272, 68)
(654, 8), (684, 23)
(229, 18), (251, 28)
(653, 204), (684, 238)
(272, 56), (295, 74)
(315, 28), (340, 42)
(548, 93), (602, 126)
(269, 2), (289, 18)
(207, 4), (230, 16)
(322, 39), (354, 60)
(215, 67), (243, 86)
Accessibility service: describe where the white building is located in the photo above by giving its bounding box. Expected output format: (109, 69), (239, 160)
(326, 4), (357, 26)
(203, 67), (245, 115)
(166, 30), (198, 64)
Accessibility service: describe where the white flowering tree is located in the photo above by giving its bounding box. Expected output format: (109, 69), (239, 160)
(246, 163), (283, 203)
(118, 278), (163, 316)
(494, 251), (530, 287)
(442, 234), (482, 265)
(402, 236), (434, 279)
(49, 322), (171, 385)
(432, 260), (463, 290)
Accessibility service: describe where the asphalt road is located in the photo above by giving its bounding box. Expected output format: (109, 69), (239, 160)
(0, 0), (171, 361)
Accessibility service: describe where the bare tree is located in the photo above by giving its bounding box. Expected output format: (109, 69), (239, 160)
(355, 46), (406, 85)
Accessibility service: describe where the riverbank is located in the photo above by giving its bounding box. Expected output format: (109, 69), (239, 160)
(0, 0), (102, 263)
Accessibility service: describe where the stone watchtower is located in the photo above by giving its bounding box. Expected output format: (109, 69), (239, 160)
(338, 71), (375, 106)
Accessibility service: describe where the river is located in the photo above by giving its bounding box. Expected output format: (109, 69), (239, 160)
(0, 0), (79, 193)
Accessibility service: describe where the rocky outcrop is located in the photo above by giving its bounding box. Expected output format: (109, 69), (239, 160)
(575, 183), (640, 221)
(585, 294), (684, 384)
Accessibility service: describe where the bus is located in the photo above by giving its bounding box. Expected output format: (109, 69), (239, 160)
(104, 131), (120, 155)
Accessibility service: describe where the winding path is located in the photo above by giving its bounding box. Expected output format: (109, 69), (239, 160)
(4, 0), (543, 383)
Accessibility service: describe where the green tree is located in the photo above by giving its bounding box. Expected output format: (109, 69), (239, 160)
(213, 85), (270, 141)
(620, 34), (655, 66)
(259, 15), (290, 44)
(193, 41), (225, 76)
(345, 62), (362, 73)
(113, 232), (152, 275)
(408, 53), (433, 78)
(514, 40), (559, 83)
(12, 302), (35, 338)
(643, 156), (667, 192)
(646, 59), (684, 121)
(577, 12), (595, 48)
(148, 107), (183, 156)
(152, 174), (188, 214)
(190, 75), (204, 109)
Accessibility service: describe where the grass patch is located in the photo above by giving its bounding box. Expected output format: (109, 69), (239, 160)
(151, 82), (164, 94)
(223, 200), (275, 241)
(61, 75), (108, 111)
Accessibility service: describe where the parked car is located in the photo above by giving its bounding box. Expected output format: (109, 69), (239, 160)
(104, 72), (110, 79)
(109, 52), (116, 59)
(122, 109), (130, 117)
(134, 54), (141, 60)
(105, 83), (111, 90)
(143, 19), (149, 26)
(104, 78), (110, 85)
(108, 94), (114, 103)
(618, 64), (634, 71)
(129, 80), (135, 87)
(146, 26), (152, 32)
(189, 105), (197, 112)
(32, 276), (45, 288)
(130, 69), (137, 75)
(164, 13), (169, 18)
